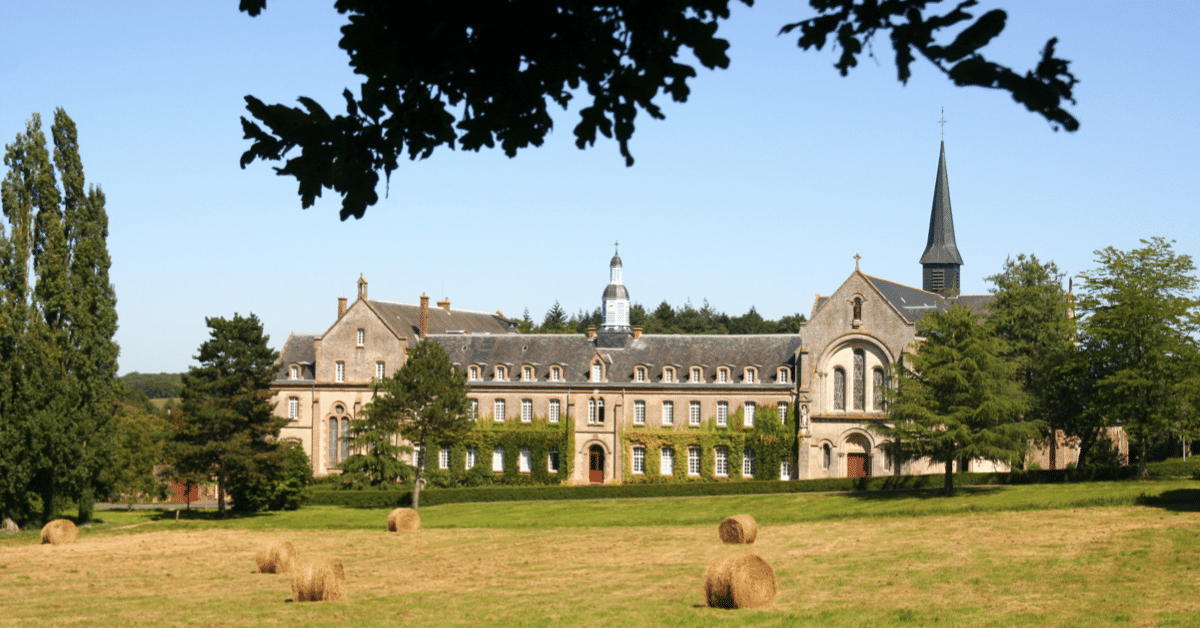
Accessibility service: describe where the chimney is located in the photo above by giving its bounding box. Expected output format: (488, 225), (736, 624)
(437, 297), (451, 312)
(587, 326), (597, 339)
(632, 326), (643, 339)
(338, 297), (347, 319)
(419, 294), (430, 340)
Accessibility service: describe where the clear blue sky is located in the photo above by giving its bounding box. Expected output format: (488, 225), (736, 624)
(1, 1), (1196, 375)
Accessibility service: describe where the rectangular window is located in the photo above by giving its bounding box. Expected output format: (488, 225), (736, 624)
(521, 399), (532, 422)
(592, 362), (602, 382)
(744, 402), (756, 427)
(376, 361), (386, 380)
(469, 398), (478, 420)
(495, 366), (506, 380)
(287, 396), (299, 419)
(335, 361), (345, 383)
(636, 368), (645, 382)
(689, 401), (701, 426)
(492, 447), (504, 472)
(588, 399), (596, 424)
(466, 447), (477, 469)
(523, 366), (533, 381)
(745, 369), (755, 383)
(780, 460), (791, 481)
(633, 400), (646, 425)
(715, 447), (729, 476)
(548, 399), (560, 423)
(719, 369), (728, 383)
(551, 366), (560, 381)
(717, 401), (728, 427)
(519, 447), (531, 472)
(289, 365), (299, 380)
(413, 444), (423, 468)
(778, 402), (788, 425)
(356, 328), (364, 346)
(661, 447), (675, 475)
(494, 399), (506, 422)
(742, 448), (755, 478)
(664, 369), (673, 383)
(439, 446), (450, 470)
(778, 368), (789, 384)
(469, 366), (479, 380)
(548, 449), (559, 473)
(632, 447), (645, 474)
(662, 401), (674, 426)
(688, 446), (701, 476)
(691, 368), (701, 382)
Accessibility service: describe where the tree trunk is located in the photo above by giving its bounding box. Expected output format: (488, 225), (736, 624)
(1138, 440), (1149, 479)
(412, 443), (424, 510)
(943, 459), (955, 495)
(218, 478), (226, 518)
(40, 477), (57, 524)
(1048, 429), (1058, 471)
(78, 482), (94, 524)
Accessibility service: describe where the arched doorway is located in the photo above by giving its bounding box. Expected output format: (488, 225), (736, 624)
(588, 445), (605, 483)
(844, 433), (871, 478)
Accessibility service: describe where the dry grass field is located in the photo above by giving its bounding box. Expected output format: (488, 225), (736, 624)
(2, 504), (1199, 627)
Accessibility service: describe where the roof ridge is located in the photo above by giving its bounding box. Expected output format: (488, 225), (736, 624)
(369, 299), (503, 317)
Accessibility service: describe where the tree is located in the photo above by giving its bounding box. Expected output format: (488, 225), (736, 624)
(111, 387), (170, 510)
(1076, 238), (1200, 478)
(875, 303), (1037, 494)
(238, 0), (1079, 220)
(339, 387), (411, 488)
(364, 340), (471, 509)
(0, 110), (119, 525)
(174, 313), (283, 516)
(541, 300), (568, 332)
(985, 254), (1084, 469)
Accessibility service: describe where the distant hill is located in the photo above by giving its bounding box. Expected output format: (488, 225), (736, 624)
(121, 372), (183, 400)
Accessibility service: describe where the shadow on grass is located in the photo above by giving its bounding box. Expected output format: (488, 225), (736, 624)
(840, 486), (1006, 502)
(1134, 489), (1200, 512)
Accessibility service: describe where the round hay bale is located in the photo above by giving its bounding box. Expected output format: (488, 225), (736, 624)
(386, 507), (420, 532)
(703, 553), (777, 609)
(39, 519), (78, 545)
(718, 514), (758, 544)
(290, 557), (347, 602)
(255, 540), (298, 574)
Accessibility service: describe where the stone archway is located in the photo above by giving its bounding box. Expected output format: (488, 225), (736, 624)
(588, 444), (606, 484)
(844, 433), (872, 478)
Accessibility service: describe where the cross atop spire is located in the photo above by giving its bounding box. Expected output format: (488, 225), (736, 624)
(938, 108), (947, 140)
(854, 253), (861, 270)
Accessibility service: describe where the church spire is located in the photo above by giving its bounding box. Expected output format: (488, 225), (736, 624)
(919, 140), (963, 294)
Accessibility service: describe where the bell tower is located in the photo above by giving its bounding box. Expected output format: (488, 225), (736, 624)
(919, 141), (963, 294)
(601, 243), (631, 330)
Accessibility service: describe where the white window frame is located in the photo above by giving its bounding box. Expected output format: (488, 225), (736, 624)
(715, 447), (729, 476)
(469, 366), (480, 381)
(356, 328), (365, 346)
(689, 401), (701, 426)
(636, 367), (646, 382)
(548, 399), (560, 423)
(521, 399), (533, 423)
(413, 444), (423, 468)
(551, 366), (561, 382)
(439, 446), (451, 470)
(289, 365), (299, 380)
(717, 401), (728, 427)
(687, 446), (701, 476)
(633, 400), (646, 426)
(519, 447), (531, 472)
(662, 401), (674, 426)
(744, 402), (756, 427)
(466, 447), (477, 469)
(632, 446), (646, 474)
(493, 447), (504, 472)
(548, 448), (559, 473)
(335, 361), (345, 383)
(661, 447), (675, 475)
(718, 368), (729, 383)
(745, 368), (756, 383)
(778, 368), (789, 384)
(588, 399), (597, 424)
(495, 365), (506, 381)
(523, 366), (533, 381)
(780, 459), (791, 481)
(691, 367), (701, 382)
(469, 398), (478, 420)
(592, 362), (603, 382)
(742, 448), (755, 478)
(663, 368), (674, 383)
(778, 402), (788, 425)
(376, 361), (386, 380)
(287, 396), (299, 419)
(494, 399), (506, 422)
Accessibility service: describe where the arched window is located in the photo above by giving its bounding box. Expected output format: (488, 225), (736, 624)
(853, 349), (866, 410)
(833, 368), (846, 411)
(597, 398), (605, 423)
(873, 368), (886, 410)
(822, 443), (832, 470)
(340, 417), (350, 460)
(328, 417), (339, 462)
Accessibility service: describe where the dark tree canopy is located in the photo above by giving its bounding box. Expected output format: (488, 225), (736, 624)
(238, 0), (1079, 220)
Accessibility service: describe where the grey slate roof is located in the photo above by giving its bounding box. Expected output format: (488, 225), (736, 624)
(430, 332), (802, 384)
(369, 299), (514, 343)
(864, 274), (994, 323)
(276, 333), (317, 380)
(919, 141), (964, 266)
(602, 283), (629, 300)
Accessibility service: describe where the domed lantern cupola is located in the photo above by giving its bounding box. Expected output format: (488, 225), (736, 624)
(601, 243), (631, 330)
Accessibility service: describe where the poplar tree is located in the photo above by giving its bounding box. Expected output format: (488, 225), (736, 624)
(175, 313), (283, 516)
(876, 304), (1037, 494)
(365, 340), (470, 509)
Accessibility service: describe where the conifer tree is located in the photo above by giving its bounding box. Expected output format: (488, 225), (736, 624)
(875, 304), (1037, 494)
(365, 340), (470, 509)
(175, 313), (282, 516)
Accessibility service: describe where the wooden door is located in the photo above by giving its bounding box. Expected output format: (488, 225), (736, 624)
(847, 453), (868, 478)
(589, 446), (605, 483)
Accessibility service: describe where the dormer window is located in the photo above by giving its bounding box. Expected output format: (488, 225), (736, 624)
(690, 367), (702, 383)
(356, 328), (365, 346)
(663, 368), (674, 383)
(523, 366), (533, 381)
(744, 368), (756, 383)
(635, 367), (646, 382)
(592, 362), (603, 382)
(717, 368), (729, 383)
(289, 365), (299, 380)
(495, 365), (507, 381)
(469, 366), (480, 381)
(550, 366), (561, 382)
(777, 368), (789, 384)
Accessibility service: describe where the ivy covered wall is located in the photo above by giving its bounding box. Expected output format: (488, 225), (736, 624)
(422, 416), (574, 487)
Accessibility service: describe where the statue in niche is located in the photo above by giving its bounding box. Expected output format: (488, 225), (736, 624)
(852, 297), (862, 321)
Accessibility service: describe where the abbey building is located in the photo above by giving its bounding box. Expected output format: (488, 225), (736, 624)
(271, 142), (1011, 483)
